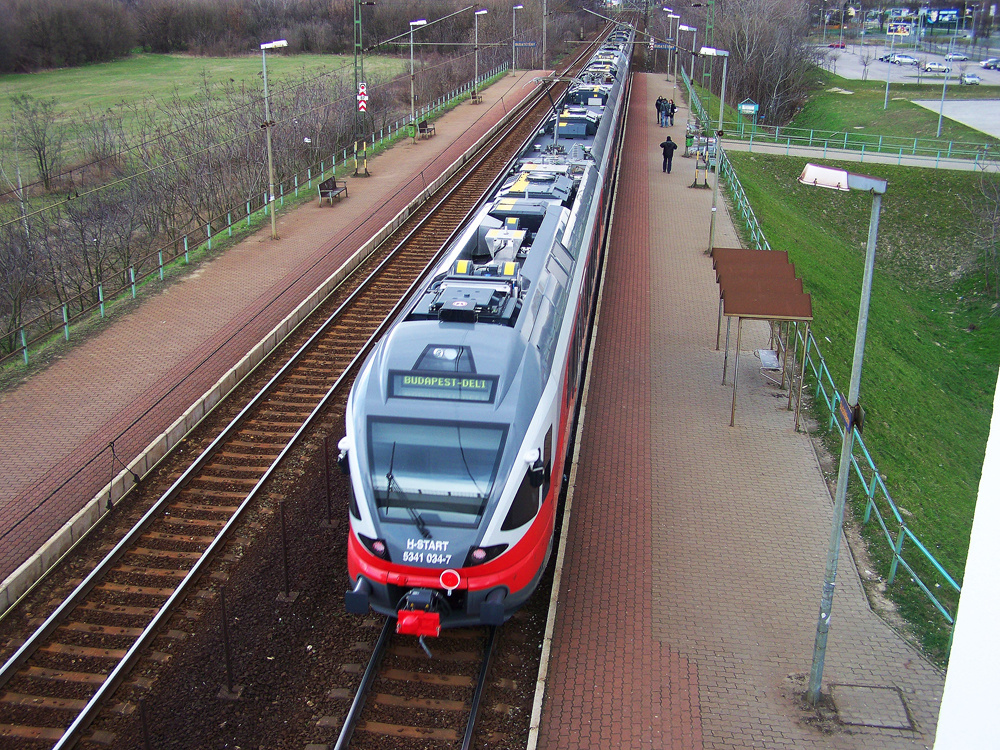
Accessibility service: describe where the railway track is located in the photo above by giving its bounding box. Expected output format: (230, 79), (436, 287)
(334, 622), (499, 750)
(0, 34), (612, 749)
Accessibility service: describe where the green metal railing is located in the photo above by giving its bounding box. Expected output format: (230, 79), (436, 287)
(685, 74), (962, 627)
(681, 68), (995, 168)
(2, 65), (509, 368)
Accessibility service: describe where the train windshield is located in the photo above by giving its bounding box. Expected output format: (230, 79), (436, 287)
(368, 418), (507, 526)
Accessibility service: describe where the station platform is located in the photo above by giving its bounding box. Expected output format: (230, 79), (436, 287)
(530, 73), (945, 749)
(0, 60), (949, 747)
(0, 71), (541, 601)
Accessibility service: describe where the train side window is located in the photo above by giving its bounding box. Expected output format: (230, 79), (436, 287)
(502, 471), (540, 530)
(543, 427), (553, 497)
(348, 480), (361, 520)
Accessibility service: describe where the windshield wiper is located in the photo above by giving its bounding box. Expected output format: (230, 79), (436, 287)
(386, 442), (431, 539)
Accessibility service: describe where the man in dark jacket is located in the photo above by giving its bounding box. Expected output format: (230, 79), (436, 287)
(659, 136), (677, 173)
(655, 96), (664, 126)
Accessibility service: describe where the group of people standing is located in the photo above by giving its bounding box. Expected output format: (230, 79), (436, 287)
(655, 96), (676, 127)
(656, 95), (679, 174)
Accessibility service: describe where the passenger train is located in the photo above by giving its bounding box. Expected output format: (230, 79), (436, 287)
(340, 25), (634, 637)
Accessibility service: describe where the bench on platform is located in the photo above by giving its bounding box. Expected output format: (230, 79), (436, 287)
(318, 175), (347, 205)
(470, 91), (483, 104)
(417, 120), (436, 138)
(754, 348), (783, 386)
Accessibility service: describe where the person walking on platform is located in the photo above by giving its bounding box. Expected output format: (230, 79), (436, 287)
(659, 136), (677, 173)
(655, 96), (665, 127)
(668, 99), (677, 126)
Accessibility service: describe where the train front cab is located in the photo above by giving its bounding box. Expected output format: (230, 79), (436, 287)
(344, 424), (558, 636)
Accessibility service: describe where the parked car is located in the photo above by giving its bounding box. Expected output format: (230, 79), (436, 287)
(877, 52), (894, 62)
(961, 72), (982, 85)
(944, 52), (969, 61)
(893, 54), (919, 65)
(980, 57), (1000, 69)
(923, 62), (950, 73)
(828, 42), (846, 48)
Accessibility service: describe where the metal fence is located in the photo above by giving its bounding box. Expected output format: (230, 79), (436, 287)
(681, 68), (996, 168)
(0, 65), (511, 592)
(1, 65), (509, 369)
(685, 72), (962, 626)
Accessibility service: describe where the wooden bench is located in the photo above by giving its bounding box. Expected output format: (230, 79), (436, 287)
(470, 91), (483, 105)
(318, 175), (347, 205)
(417, 120), (436, 138)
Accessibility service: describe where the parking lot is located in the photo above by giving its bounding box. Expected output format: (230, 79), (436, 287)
(817, 43), (1000, 86)
(814, 44), (1000, 137)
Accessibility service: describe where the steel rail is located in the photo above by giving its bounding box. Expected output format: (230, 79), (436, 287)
(0, 28), (616, 749)
(327, 27), (618, 750)
(332, 619), (394, 750)
(461, 625), (500, 750)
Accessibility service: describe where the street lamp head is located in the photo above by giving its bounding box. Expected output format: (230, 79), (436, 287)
(668, 13), (680, 19)
(514, 4), (523, 8)
(798, 163), (887, 194)
(261, 39), (288, 50)
(662, 7), (674, 11)
(699, 45), (729, 56)
(410, 19), (427, 27)
(476, 8), (488, 14)
(679, 24), (696, 31)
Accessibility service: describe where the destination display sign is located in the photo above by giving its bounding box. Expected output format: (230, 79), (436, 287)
(887, 22), (912, 35)
(390, 371), (497, 402)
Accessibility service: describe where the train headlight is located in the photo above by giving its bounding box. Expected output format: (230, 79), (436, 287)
(432, 347), (459, 361)
(464, 544), (508, 567)
(360, 535), (391, 561)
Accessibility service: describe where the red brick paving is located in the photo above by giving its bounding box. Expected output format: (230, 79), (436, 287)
(0, 73), (539, 584)
(534, 73), (944, 749)
(0, 62), (948, 749)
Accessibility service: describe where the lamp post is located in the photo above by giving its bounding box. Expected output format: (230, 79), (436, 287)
(883, 26), (896, 110)
(667, 13), (681, 97)
(409, 19), (427, 141)
(512, 4), (523, 72)
(839, 2), (846, 49)
(700, 46), (729, 253)
(475, 9), (488, 97)
(678, 24), (697, 86)
(260, 39), (287, 241)
(798, 163), (888, 706)
(937, 40), (953, 137)
(542, 0), (547, 70)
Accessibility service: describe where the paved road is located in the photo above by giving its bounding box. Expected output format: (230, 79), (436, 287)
(911, 98), (1000, 139)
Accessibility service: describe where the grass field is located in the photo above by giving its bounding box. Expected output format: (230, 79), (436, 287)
(0, 52), (406, 144)
(726, 150), (1000, 658)
(790, 68), (1000, 146)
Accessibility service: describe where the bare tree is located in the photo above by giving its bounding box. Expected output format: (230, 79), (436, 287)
(0, 125), (40, 350)
(716, 0), (815, 124)
(966, 160), (1000, 297)
(10, 94), (65, 191)
(829, 51), (841, 74)
(859, 47), (874, 80)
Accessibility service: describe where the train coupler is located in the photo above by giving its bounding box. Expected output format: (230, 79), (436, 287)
(397, 588), (444, 638)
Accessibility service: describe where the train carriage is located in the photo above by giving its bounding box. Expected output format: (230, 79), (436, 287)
(340, 26), (634, 637)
